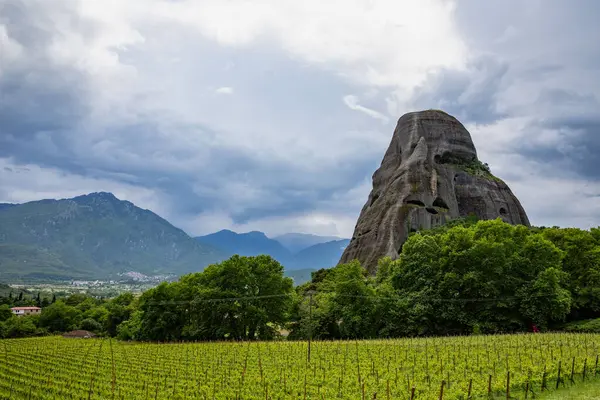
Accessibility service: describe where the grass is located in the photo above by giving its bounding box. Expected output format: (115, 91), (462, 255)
(539, 378), (600, 399)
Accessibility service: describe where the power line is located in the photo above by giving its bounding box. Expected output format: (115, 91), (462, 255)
(140, 291), (561, 308)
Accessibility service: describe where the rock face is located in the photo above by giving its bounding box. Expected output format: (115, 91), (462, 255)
(339, 110), (530, 274)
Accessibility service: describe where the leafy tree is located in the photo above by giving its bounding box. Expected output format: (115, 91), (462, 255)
(105, 293), (137, 336)
(39, 300), (81, 332)
(541, 227), (600, 319)
(186, 255), (293, 340)
(116, 310), (143, 340)
(2, 316), (38, 338)
(80, 318), (103, 333)
(385, 219), (571, 335)
(0, 304), (12, 322)
(138, 281), (183, 341)
(137, 255), (294, 341)
(83, 306), (109, 328)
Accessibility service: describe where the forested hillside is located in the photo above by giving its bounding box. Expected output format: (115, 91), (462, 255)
(0, 192), (226, 280)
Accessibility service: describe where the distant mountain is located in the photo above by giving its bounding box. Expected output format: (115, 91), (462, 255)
(195, 230), (291, 261)
(274, 233), (343, 253)
(0, 203), (17, 211)
(284, 268), (316, 286)
(287, 239), (351, 270)
(196, 230), (350, 272)
(0, 192), (227, 281)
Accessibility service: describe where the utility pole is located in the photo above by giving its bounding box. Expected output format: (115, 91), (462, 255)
(306, 290), (316, 363)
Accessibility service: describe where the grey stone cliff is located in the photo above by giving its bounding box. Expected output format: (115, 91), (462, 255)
(339, 110), (530, 274)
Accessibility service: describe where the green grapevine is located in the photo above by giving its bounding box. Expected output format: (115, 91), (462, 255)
(0, 333), (598, 399)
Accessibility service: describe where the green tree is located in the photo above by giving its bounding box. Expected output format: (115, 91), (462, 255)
(385, 219), (571, 335)
(2, 316), (38, 338)
(0, 304), (13, 322)
(138, 281), (183, 341)
(542, 227), (600, 319)
(138, 255), (294, 341)
(105, 293), (137, 336)
(116, 310), (143, 340)
(39, 300), (81, 332)
(80, 318), (103, 333)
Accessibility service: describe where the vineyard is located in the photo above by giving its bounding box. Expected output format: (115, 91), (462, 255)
(1, 334), (599, 399)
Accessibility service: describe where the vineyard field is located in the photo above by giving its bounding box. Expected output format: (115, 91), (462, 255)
(1, 333), (599, 399)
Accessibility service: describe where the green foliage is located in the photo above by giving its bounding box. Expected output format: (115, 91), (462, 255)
(116, 310), (143, 340)
(104, 293), (137, 337)
(137, 255), (294, 341)
(386, 219), (571, 335)
(39, 300), (82, 333)
(562, 318), (600, 333)
(437, 153), (502, 182)
(1, 316), (39, 338)
(291, 219), (598, 338)
(541, 227), (600, 319)
(0, 305), (12, 322)
(80, 317), (103, 333)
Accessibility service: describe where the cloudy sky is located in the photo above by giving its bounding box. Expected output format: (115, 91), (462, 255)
(1, 0), (599, 237)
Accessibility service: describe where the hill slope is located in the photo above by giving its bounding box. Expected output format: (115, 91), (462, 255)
(0, 192), (227, 281)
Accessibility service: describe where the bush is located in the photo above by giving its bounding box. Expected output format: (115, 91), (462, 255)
(80, 318), (103, 333)
(562, 319), (600, 333)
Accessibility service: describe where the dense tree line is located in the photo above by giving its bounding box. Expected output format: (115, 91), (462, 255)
(0, 291), (136, 339)
(289, 219), (600, 338)
(1, 219), (599, 341)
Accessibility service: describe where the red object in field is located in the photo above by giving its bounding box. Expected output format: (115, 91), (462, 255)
(532, 324), (540, 333)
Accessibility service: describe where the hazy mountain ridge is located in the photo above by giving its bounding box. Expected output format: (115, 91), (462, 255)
(195, 230), (350, 272)
(196, 230), (291, 262)
(273, 233), (342, 253)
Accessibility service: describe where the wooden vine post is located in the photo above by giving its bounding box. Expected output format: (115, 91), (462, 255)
(556, 360), (562, 389)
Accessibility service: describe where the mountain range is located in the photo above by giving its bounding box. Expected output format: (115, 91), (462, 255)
(195, 230), (349, 271)
(0, 192), (349, 284)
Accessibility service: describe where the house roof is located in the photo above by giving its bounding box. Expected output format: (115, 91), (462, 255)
(11, 307), (41, 310)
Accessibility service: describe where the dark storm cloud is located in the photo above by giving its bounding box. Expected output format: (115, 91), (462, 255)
(0, 0), (385, 229)
(516, 116), (600, 181)
(409, 55), (509, 125)
(510, 88), (600, 180)
(0, 0), (92, 143)
(0, 0), (384, 230)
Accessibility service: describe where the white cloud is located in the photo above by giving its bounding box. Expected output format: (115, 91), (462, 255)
(343, 95), (389, 123)
(215, 86), (234, 95)
(80, 0), (467, 90)
(0, 158), (162, 214)
(187, 209), (358, 238)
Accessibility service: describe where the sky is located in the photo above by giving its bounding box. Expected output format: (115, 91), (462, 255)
(1, 0), (599, 238)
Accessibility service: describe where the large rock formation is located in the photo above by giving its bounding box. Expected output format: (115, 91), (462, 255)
(339, 110), (530, 274)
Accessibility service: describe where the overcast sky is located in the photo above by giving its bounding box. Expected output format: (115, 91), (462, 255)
(1, 0), (599, 237)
